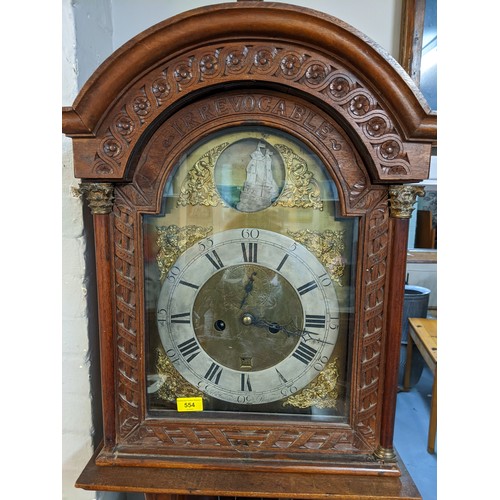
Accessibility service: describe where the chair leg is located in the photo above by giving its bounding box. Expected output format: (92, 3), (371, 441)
(427, 371), (437, 453)
(403, 335), (414, 391)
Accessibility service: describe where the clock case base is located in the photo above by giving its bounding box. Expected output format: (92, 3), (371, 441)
(77, 444), (421, 499)
(94, 445), (401, 476)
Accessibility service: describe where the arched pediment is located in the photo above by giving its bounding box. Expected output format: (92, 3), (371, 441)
(62, 2), (436, 183)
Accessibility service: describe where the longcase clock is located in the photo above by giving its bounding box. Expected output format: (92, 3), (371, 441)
(63, 2), (436, 499)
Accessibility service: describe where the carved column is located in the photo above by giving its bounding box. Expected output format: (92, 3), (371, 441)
(79, 182), (117, 449)
(375, 185), (424, 460)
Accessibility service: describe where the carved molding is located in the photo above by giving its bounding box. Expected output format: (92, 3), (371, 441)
(355, 197), (390, 448)
(112, 184), (390, 454)
(124, 422), (357, 455)
(71, 42), (427, 183)
(388, 185), (425, 218)
(113, 198), (141, 436)
(118, 90), (378, 217)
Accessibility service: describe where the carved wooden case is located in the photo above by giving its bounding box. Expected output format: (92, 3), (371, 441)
(63, 2), (436, 475)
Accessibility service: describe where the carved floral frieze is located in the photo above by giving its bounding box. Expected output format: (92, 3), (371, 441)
(90, 43), (411, 181)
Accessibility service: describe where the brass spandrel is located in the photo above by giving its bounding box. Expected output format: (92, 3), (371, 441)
(175, 132), (324, 212)
(284, 358), (340, 409)
(273, 144), (323, 211)
(177, 143), (229, 207)
(155, 348), (204, 402)
(287, 229), (346, 286)
(156, 224), (213, 282)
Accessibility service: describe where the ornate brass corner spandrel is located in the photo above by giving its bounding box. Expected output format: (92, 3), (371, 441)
(177, 143), (229, 207)
(388, 185), (425, 219)
(287, 229), (346, 286)
(154, 348), (204, 402)
(283, 358), (340, 409)
(156, 225), (213, 282)
(176, 139), (323, 212)
(77, 182), (115, 214)
(273, 144), (323, 211)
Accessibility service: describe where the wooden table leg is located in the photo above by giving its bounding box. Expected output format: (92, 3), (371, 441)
(428, 371), (437, 453)
(403, 333), (414, 391)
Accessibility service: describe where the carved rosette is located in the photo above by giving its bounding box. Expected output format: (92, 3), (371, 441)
(90, 43), (412, 181)
(78, 182), (115, 214)
(388, 185), (425, 218)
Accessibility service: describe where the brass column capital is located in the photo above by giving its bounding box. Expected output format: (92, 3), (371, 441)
(77, 182), (115, 215)
(388, 185), (425, 219)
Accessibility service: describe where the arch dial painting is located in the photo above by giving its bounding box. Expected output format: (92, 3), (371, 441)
(143, 126), (357, 417)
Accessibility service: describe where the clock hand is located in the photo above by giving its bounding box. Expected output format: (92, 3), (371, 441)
(242, 313), (333, 345)
(240, 271), (257, 308)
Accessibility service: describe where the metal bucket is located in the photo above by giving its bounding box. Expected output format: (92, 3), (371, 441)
(398, 285), (431, 386)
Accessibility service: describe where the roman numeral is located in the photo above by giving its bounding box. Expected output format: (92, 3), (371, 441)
(241, 242), (258, 263)
(297, 280), (318, 296)
(205, 362), (223, 384)
(240, 373), (252, 392)
(205, 250), (224, 270)
(276, 253), (289, 271)
(304, 314), (326, 329)
(179, 280), (199, 290)
(177, 337), (200, 362)
(292, 341), (318, 365)
(171, 312), (191, 324)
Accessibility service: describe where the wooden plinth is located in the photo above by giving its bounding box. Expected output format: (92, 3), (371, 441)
(76, 448), (421, 500)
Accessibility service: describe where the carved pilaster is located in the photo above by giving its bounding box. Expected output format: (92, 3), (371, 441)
(78, 182), (115, 214)
(388, 185), (425, 219)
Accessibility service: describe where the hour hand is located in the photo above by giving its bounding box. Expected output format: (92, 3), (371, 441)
(240, 271), (257, 308)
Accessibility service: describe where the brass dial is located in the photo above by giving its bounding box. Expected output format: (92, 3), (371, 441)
(193, 264), (303, 371)
(157, 228), (340, 405)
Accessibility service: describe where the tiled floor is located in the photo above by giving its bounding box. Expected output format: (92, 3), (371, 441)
(395, 364), (437, 500)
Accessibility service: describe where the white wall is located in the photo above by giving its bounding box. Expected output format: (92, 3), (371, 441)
(110, 0), (401, 62)
(62, 2), (401, 499)
(62, 1), (113, 499)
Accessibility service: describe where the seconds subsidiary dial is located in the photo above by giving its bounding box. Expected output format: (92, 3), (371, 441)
(157, 228), (339, 405)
